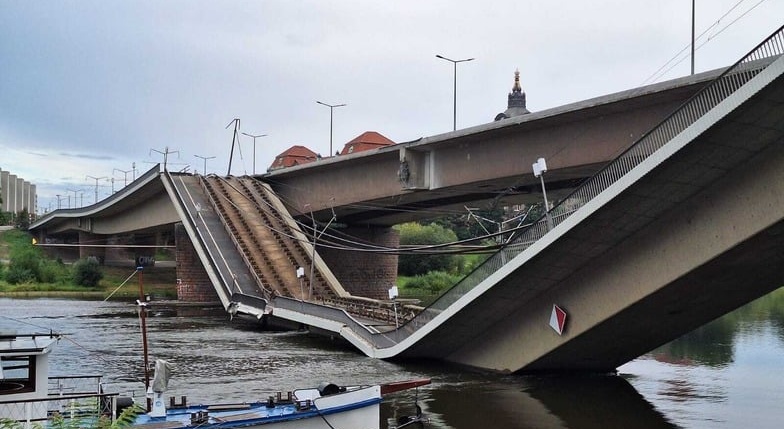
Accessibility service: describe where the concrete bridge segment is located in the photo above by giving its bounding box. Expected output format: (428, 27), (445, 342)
(264, 68), (726, 227)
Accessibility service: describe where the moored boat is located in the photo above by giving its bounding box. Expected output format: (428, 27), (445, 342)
(133, 358), (430, 429)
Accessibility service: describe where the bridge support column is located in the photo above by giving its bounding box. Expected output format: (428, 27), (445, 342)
(318, 226), (398, 300)
(175, 223), (218, 302)
(78, 232), (105, 263)
(104, 234), (135, 266)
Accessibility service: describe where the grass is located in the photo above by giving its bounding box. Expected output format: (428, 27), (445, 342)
(0, 228), (177, 300)
(0, 227), (30, 259)
(0, 266), (178, 299)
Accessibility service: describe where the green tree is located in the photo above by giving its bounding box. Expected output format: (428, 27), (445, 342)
(72, 258), (104, 288)
(6, 244), (41, 284)
(15, 207), (30, 229)
(396, 222), (460, 276)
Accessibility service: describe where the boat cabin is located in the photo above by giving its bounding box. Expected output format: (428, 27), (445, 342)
(0, 332), (59, 420)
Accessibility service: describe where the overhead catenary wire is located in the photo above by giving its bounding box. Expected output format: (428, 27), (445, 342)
(207, 175), (530, 255)
(641, 0), (768, 86)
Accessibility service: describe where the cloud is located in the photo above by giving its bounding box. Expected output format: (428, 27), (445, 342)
(0, 0), (782, 212)
(57, 152), (116, 161)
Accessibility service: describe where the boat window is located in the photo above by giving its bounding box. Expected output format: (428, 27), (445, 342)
(0, 356), (36, 394)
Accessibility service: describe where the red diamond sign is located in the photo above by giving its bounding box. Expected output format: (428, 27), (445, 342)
(549, 304), (567, 335)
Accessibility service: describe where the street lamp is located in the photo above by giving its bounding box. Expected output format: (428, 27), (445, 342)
(316, 101), (346, 156)
(86, 175), (107, 204)
(149, 147), (179, 171)
(194, 154), (216, 176)
(241, 132), (267, 175)
(113, 168), (132, 187)
(66, 188), (82, 208)
(55, 194), (66, 210)
(532, 157), (554, 230)
(436, 54), (474, 131)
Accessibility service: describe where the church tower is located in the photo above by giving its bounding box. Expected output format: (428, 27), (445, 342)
(495, 69), (530, 121)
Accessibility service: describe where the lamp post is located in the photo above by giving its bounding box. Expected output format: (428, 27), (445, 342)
(194, 155), (216, 175)
(66, 188), (82, 208)
(86, 175), (107, 204)
(113, 168), (132, 187)
(316, 101), (346, 156)
(532, 157), (554, 230)
(241, 132), (267, 175)
(691, 0), (695, 75)
(436, 54), (474, 131)
(149, 147), (179, 171)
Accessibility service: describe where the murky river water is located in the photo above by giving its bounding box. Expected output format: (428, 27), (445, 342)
(2, 289), (783, 428)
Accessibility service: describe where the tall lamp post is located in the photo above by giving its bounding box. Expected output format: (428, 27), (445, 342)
(436, 54), (474, 131)
(316, 101), (346, 156)
(532, 157), (554, 230)
(691, 0), (695, 75)
(113, 168), (131, 187)
(66, 188), (82, 208)
(194, 154), (216, 175)
(86, 175), (107, 204)
(241, 132), (267, 175)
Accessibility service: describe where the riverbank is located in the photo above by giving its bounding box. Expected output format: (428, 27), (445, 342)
(0, 264), (178, 299)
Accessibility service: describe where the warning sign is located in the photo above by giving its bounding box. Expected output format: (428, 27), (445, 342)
(549, 304), (567, 335)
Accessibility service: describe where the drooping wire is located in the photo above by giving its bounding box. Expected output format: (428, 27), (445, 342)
(208, 175), (520, 255)
(641, 0), (768, 85)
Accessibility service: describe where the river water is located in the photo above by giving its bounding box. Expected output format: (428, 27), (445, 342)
(1, 289), (782, 428)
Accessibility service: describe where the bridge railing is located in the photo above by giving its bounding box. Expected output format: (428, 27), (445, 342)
(163, 172), (238, 302)
(395, 25), (784, 337)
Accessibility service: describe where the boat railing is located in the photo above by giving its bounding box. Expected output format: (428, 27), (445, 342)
(47, 375), (105, 397)
(0, 392), (121, 428)
(390, 25), (784, 340)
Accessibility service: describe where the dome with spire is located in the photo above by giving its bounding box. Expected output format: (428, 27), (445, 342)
(495, 69), (530, 121)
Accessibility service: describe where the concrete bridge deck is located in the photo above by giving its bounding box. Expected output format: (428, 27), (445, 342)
(29, 27), (784, 372)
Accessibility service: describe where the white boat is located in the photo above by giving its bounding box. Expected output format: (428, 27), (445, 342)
(134, 362), (429, 429)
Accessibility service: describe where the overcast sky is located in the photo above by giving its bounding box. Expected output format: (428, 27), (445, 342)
(1, 0), (782, 213)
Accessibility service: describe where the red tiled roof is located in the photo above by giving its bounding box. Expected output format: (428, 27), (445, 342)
(269, 145), (318, 171)
(278, 145), (317, 158)
(340, 131), (395, 155)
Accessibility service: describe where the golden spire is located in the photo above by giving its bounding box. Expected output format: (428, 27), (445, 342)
(512, 68), (522, 93)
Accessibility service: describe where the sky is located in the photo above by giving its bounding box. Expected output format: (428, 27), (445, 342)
(1, 0), (782, 213)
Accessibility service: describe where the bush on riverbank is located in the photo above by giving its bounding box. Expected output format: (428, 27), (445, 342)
(73, 258), (104, 287)
(0, 228), (176, 298)
(2, 230), (70, 285)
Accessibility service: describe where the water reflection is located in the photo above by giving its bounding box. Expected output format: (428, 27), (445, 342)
(411, 374), (676, 429)
(652, 288), (784, 368)
(2, 289), (783, 429)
